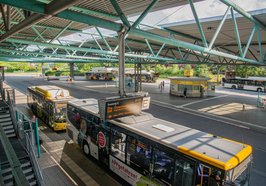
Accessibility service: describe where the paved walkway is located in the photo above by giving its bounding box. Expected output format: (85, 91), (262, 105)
(4, 83), (120, 186)
(51, 77), (266, 133)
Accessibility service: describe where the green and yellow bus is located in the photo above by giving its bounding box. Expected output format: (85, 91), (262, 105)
(27, 85), (73, 131)
(67, 98), (252, 186)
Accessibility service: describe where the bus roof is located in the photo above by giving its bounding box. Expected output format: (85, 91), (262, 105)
(28, 85), (73, 101)
(68, 98), (252, 171)
(230, 77), (266, 81)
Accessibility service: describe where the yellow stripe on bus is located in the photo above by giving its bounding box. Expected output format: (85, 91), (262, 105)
(225, 145), (252, 170)
(178, 145), (252, 170)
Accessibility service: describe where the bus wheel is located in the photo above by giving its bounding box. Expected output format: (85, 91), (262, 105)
(232, 85), (236, 89)
(83, 141), (90, 156)
(257, 88), (262, 92)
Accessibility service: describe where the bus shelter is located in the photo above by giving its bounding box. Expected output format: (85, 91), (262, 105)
(170, 77), (214, 98)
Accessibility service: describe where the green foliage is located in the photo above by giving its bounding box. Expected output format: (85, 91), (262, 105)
(236, 66), (266, 77)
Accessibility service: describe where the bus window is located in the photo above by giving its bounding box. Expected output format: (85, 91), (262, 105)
(111, 129), (126, 162)
(127, 136), (151, 174)
(153, 148), (175, 185)
(173, 158), (194, 186)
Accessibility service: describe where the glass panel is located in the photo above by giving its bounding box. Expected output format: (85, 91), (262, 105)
(153, 149), (175, 185)
(111, 129), (127, 162)
(175, 158), (194, 186)
(127, 136), (151, 174)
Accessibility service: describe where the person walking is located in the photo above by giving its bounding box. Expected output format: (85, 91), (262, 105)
(162, 81), (165, 89)
(183, 87), (187, 98)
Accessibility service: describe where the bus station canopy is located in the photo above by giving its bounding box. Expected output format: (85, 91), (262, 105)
(0, 0), (265, 65)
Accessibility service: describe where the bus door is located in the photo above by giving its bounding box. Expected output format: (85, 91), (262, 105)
(47, 103), (54, 126)
(195, 163), (223, 186)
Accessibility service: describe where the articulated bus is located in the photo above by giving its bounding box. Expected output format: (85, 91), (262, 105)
(27, 86), (73, 131)
(222, 77), (266, 92)
(67, 98), (252, 186)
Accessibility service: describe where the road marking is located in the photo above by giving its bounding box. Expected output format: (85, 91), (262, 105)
(151, 100), (266, 132)
(180, 95), (228, 107)
(41, 144), (78, 185)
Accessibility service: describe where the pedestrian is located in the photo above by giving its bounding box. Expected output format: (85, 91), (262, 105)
(200, 85), (204, 98)
(183, 87), (187, 98)
(162, 81), (165, 89)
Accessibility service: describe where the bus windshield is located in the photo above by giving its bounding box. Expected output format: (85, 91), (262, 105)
(54, 102), (67, 122)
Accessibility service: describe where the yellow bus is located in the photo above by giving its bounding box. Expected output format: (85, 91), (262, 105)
(67, 98), (252, 186)
(27, 85), (73, 131)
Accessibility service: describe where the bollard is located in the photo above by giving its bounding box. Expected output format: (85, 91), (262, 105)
(242, 104), (246, 111)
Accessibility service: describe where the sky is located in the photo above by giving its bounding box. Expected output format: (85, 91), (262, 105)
(59, 0), (266, 43)
(27, 0), (266, 51)
(129, 0), (266, 26)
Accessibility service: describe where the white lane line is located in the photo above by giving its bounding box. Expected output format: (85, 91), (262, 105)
(41, 145), (78, 186)
(180, 95), (228, 107)
(49, 147), (64, 153)
(151, 100), (266, 131)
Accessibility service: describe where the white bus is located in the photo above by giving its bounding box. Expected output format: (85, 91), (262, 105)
(222, 77), (266, 92)
(67, 98), (252, 186)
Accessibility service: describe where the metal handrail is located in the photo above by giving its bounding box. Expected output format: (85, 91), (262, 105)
(25, 133), (44, 186)
(0, 123), (30, 186)
(5, 89), (18, 136)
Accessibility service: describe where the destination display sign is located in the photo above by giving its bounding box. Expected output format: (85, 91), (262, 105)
(98, 96), (150, 120)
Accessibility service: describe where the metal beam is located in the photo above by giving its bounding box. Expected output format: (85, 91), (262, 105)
(0, 0), (263, 65)
(95, 27), (112, 51)
(231, 7), (243, 57)
(0, 0), (83, 42)
(188, 0), (208, 47)
(109, 0), (131, 28)
(132, 0), (159, 28)
(243, 26), (256, 58)
(209, 6), (230, 49)
(5, 38), (178, 62)
(49, 21), (73, 43)
(220, 0), (266, 32)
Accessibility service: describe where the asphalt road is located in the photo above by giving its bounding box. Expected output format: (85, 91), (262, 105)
(5, 76), (266, 186)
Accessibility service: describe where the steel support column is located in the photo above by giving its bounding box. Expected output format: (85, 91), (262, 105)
(118, 27), (126, 96)
(69, 62), (74, 79)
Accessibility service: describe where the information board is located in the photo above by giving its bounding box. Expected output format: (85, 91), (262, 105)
(98, 96), (150, 120)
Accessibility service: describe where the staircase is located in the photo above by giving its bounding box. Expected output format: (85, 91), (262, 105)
(0, 107), (16, 138)
(1, 157), (38, 186)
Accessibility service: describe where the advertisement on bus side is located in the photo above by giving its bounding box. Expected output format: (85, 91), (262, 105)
(109, 156), (159, 186)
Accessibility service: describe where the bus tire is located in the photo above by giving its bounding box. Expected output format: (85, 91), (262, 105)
(83, 141), (90, 156)
(257, 88), (262, 92)
(232, 85), (236, 89)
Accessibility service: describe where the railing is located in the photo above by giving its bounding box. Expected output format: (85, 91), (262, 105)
(0, 123), (30, 186)
(25, 133), (44, 186)
(5, 88), (18, 136)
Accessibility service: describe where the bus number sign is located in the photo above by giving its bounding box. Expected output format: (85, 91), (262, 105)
(98, 131), (106, 148)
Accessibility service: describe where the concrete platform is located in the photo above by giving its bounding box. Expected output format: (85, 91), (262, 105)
(51, 77), (266, 133)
